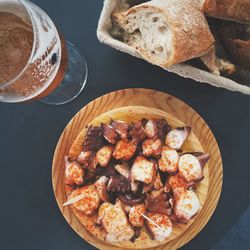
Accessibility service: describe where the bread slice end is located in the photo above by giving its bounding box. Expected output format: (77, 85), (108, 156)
(111, 7), (173, 67)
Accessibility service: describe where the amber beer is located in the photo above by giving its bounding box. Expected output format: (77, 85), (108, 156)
(34, 35), (68, 100)
(0, 6), (67, 102)
(0, 12), (33, 85)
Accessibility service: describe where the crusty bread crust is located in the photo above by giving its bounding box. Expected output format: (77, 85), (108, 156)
(218, 21), (250, 70)
(112, 0), (215, 67)
(204, 0), (250, 24)
(200, 46), (236, 75)
(225, 39), (250, 69)
(200, 46), (220, 75)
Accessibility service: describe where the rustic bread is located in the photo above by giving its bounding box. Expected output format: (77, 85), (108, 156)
(204, 0), (250, 24)
(111, 0), (215, 68)
(218, 21), (250, 70)
(200, 46), (235, 75)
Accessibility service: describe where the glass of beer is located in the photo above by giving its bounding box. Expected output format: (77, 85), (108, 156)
(0, 0), (88, 105)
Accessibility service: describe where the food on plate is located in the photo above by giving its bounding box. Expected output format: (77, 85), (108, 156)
(131, 156), (157, 184)
(142, 138), (162, 157)
(77, 150), (97, 171)
(128, 203), (146, 227)
(94, 176), (109, 202)
(110, 120), (130, 140)
(143, 119), (168, 139)
(96, 145), (113, 167)
(153, 171), (163, 190)
(64, 117), (209, 244)
(68, 185), (100, 215)
(114, 163), (130, 178)
(98, 201), (135, 242)
(167, 174), (196, 192)
(82, 125), (103, 151)
(145, 188), (172, 215)
(113, 139), (137, 160)
(144, 213), (172, 241)
(178, 153), (210, 182)
(107, 175), (131, 193)
(158, 146), (179, 174)
(173, 189), (201, 223)
(165, 126), (191, 150)
(65, 160), (85, 186)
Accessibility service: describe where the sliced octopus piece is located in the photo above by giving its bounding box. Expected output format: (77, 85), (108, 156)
(178, 153), (210, 182)
(165, 126), (191, 150)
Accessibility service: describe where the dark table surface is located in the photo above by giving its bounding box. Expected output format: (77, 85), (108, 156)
(0, 1), (250, 250)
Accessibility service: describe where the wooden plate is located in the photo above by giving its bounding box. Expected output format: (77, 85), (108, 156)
(52, 88), (223, 250)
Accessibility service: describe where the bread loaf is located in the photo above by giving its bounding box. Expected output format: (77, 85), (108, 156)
(218, 21), (250, 70)
(111, 0), (215, 68)
(200, 46), (235, 75)
(204, 0), (250, 24)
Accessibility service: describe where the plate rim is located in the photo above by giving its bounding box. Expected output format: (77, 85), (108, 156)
(52, 88), (223, 250)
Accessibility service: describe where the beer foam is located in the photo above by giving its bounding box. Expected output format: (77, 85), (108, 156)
(0, 0), (61, 102)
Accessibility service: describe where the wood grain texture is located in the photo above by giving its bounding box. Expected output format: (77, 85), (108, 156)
(52, 88), (223, 250)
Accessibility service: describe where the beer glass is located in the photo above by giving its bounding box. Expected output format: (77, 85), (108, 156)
(0, 0), (88, 105)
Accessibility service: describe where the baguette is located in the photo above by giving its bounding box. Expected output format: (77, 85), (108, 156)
(218, 21), (250, 70)
(111, 0), (215, 68)
(204, 0), (250, 24)
(200, 46), (236, 75)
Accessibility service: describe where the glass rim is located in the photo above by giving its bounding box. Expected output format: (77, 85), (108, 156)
(0, 0), (36, 89)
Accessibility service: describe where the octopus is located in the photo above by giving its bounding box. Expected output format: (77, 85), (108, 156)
(64, 118), (210, 244)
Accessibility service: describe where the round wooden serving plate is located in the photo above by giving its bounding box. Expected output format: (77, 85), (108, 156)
(52, 88), (223, 250)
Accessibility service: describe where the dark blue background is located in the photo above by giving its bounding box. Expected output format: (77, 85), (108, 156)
(0, 1), (249, 249)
